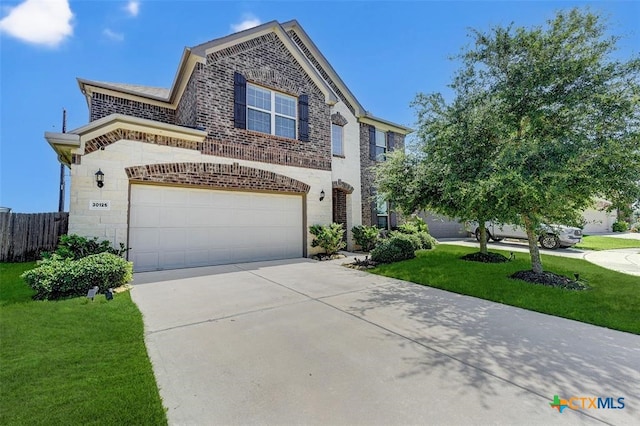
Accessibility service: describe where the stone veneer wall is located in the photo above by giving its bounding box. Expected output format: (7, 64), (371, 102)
(90, 92), (176, 124)
(359, 123), (405, 226)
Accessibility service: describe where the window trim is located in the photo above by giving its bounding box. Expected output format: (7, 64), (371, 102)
(247, 83), (297, 139)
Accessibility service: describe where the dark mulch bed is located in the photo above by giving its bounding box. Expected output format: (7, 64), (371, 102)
(343, 256), (378, 270)
(461, 252), (510, 263)
(311, 253), (346, 261)
(511, 270), (588, 290)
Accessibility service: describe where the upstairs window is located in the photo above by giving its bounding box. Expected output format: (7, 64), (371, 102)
(234, 73), (310, 141)
(332, 124), (344, 156)
(375, 129), (386, 161)
(369, 126), (394, 162)
(247, 84), (297, 139)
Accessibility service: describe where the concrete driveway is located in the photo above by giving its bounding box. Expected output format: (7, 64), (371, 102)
(132, 259), (640, 425)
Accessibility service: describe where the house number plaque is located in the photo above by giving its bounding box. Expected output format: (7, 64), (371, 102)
(89, 200), (111, 210)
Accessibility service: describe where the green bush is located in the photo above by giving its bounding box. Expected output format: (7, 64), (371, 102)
(352, 225), (379, 251)
(21, 253), (133, 300)
(397, 216), (429, 235)
(612, 221), (628, 232)
(415, 231), (438, 250)
(310, 223), (346, 255)
(370, 235), (416, 264)
(43, 234), (128, 260)
(389, 231), (422, 251)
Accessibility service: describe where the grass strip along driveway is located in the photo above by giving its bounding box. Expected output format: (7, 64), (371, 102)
(0, 263), (166, 425)
(372, 244), (640, 335)
(575, 235), (640, 251)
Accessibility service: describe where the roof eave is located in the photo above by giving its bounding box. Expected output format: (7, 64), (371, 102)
(44, 132), (81, 166)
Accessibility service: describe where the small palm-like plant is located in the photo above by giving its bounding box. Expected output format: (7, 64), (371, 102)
(309, 223), (346, 255)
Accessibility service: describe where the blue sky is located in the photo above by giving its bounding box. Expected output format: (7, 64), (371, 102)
(1, 0), (638, 213)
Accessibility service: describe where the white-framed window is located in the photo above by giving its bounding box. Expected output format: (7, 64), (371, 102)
(247, 83), (297, 139)
(376, 195), (389, 229)
(375, 129), (387, 161)
(332, 124), (344, 156)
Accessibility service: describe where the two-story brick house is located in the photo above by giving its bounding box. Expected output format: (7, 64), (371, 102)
(45, 20), (411, 272)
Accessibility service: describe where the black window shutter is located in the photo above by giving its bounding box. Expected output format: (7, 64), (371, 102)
(387, 132), (395, 152)
(369, 126), (376, 160)
(298, 94), (309, 141)
(233, 72), (246, 129)
(369, 187), (377, 227)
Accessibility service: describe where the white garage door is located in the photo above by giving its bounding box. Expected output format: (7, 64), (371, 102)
(129, 185), (303, 272)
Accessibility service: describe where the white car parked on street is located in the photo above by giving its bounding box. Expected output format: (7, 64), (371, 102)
(465, 221), (583, 249)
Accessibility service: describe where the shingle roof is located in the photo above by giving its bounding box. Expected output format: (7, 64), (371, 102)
(79, 79), (171, 101)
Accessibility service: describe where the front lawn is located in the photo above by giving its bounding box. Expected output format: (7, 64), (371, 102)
(0, 262), (167, 425)
(575, 235), (640, 251)
(371, 245), (640, 335)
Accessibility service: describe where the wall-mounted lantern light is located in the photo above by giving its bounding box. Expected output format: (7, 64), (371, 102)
(319, 190), (325, 202)
(95, 169), (104, 188)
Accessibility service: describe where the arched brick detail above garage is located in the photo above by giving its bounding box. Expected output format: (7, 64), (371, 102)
(332, 179), (354, 194)
(125, 162), (311, 193)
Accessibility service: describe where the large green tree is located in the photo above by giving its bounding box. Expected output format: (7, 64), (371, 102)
(377, 8), (640, 273)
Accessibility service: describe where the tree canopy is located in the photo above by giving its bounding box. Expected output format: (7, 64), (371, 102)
(376, 8), (640, 273)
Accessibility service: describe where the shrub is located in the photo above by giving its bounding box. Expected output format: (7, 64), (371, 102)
(397, 216), (429, 234)
(21, 253), (133, 300)
(43, 234), (128, 260)
(415, 231), (438, 250)
(352, 225), (379, 251)
(309, 223), (346, 255)
(630, 222), (640, 233)
(370, 235), (416, 264)
(612, 221), (628, 232)
(389, 231), (422, 251)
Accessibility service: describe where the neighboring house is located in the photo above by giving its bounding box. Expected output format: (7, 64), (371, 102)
(44, 20), (411, 272)
(582, 198), (618, 233)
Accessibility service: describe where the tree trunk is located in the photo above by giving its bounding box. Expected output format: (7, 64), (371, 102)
(479, 222), (488, 255)
(523, 215), (544, 274)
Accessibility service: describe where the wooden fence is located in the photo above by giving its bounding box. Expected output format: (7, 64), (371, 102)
(0, 212), (69, 262)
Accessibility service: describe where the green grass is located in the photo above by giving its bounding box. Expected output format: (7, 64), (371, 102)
(0, 262), (167, 425)
(372, 244), (640, 335)
(575, 235), (640, 251)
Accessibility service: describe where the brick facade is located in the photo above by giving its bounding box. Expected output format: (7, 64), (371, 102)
(125, 162), (310, 193)
(194, 32), (331, 172)
(332, 188), (347, 239)
(176, 65), (200, 128)
(359, 123), (405, 227)
(90, 92), (176, 124)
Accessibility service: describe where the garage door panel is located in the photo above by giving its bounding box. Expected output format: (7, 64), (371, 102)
(162, 189), (190, 205)
(130, 228), (159, 251)
(187, 190), (213, 206)
(129, 185), (303, 272)
(134, 252), (159, 271)
(186, 208), (212, 227)
(160, 208), (187, 227)
(159, 229), (187, 250)
(130, 206), (160, 227)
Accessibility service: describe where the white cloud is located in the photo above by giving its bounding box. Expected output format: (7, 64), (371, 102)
(0, 0), (73, 47)
(103, 28), (124, 42)
(125, 0), (140, 17)
(230, 14), (261, 32)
